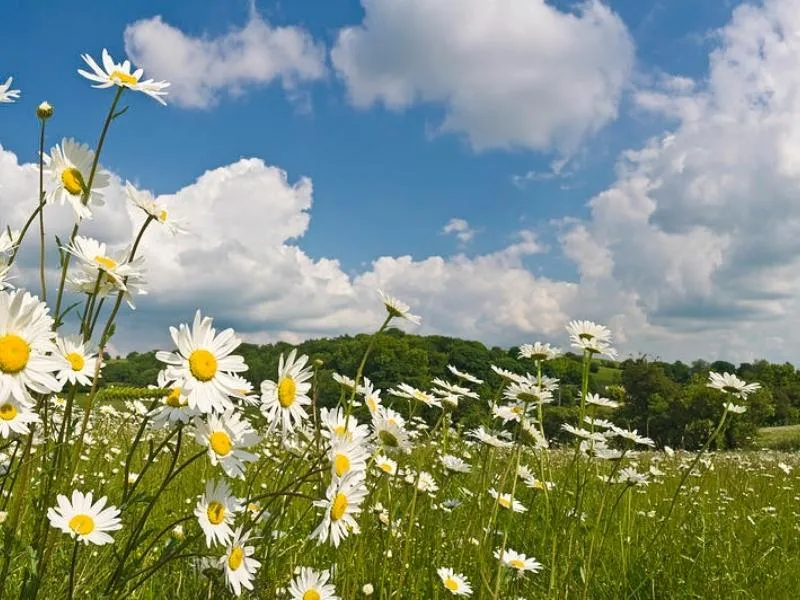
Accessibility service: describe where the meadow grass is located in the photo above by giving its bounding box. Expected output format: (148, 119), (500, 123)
(758, 424), (800, 451)
(5, 401), (798, 599)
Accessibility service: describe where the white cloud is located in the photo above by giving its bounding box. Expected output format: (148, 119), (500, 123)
(123, 10), (326, 108)
(441, 218), (478, 245)
(331, 0), (635, 152)
(557, 0), (800, 363)
(0, 144), (578, 355)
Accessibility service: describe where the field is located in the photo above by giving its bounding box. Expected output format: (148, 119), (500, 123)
(1, 388), (798, 599)
(758, 424), (800, 451)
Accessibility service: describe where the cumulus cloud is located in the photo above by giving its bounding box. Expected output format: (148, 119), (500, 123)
(441, 218), (478, 245)
(331, 0), (635, 152)
(0, 144), (577, 355)
(558, 0), (800, 362)
(123, 10), (326, 108)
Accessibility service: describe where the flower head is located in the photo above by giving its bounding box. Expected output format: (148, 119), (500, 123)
(0, 77), (20, 103)
(43, 139), (109, 220)
(78, 49), (169, 104)
(47, 490), (121, 545)
(377, 289), (421, 325)
(437, 568), (472, 596)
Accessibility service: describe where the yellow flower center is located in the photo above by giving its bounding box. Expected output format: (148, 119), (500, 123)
(189, 349), (217, 382)
(0, 403), (17, 421)
(278, 376), (296, 408)
(209, 431), (232, 457)
(110, 70), (138, 86)
(367, 397), (377, 412)
(498, 497), (511, 509)
(509, 558), (525, 569)
(303, 591), (321, 600)
(206, 501), (225, 525)
(66, 352), (85, 372)
(247, 502), (259, 512)
(61, 167), (85, 196)
(158, 209), (168, 223)
(227, 546), (244, 571)
(94, 255), (118, 271)
(0, 334), (30, 374)
(444, 577), (459, 591)
(512, 406), (524, 415)
(330, 492), (348, 521)
(166, 387), (185, 407)
(333, 424), (347, 436)
(68, 514), (95, 536)
(379, 462), (394, 474)
(334, 453), (350, 477)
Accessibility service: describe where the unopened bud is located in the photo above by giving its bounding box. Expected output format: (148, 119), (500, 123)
(36, 101), (54, 120)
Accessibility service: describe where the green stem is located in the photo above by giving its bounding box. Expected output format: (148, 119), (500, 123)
(37, 118), (47, 302)
(54, 86), (124, 319)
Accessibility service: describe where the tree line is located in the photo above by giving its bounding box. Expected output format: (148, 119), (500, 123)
(99, 328), (800, 449)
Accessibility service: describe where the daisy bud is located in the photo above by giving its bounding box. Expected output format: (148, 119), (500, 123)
(36, 101), (54, 120)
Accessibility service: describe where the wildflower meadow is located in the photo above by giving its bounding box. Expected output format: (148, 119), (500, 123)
(0, 53), (798, 600)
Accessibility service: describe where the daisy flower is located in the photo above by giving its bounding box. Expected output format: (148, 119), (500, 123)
(437, 568), (472, 596)
(432, 378), (479, 399)
(488, 489), (527, 513)
(495, 548), (543, 574)
(0, 77), (20, 103)
(64, 236), (144, 293)
(374, 454), (398, 476)
(377, 289), (422, 325)
(125, 182), (184, 235)
(440, 455), (470, 473)
(194, 410), (260, 479)
(78, 49), (170, 104)
(43, 139), (109, 220)
(220, 526), (261, 597)
(0, 230), (19, 255)
(260, 349), (313, 438)
(329, 438), (370, 480)
(194, 479), (242, 547)
(447, 364), (483, 385)
(311, 471), (368, 548)
(361, 376), (383, 414)
(66, 259), (147, 309)
(332, 372), (357, 391)
(706, 371), (761, 400)
(320, 407), (371, 445)
(47, 490), (122, 545)
(0, 290), (65, 403)
(566, 320), (612, 345)
(467, 427), (513, 449)
(372, 408), (411, 452)
(585, 393), (619, 409)
(288, 567), (339, 600)
(389, 383), (441, 408)
(149, 371), (196, 428)
(54, 335), (99, 387)
(518, 342), (561, 362)
(0, 397), (38, 438)
(490, 365), (525, 383)
(156, 310), (248, 414)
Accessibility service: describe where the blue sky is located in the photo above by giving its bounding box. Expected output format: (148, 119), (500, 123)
(2, 0), (799, 363)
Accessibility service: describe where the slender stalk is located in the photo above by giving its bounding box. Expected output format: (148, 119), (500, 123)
(67, 540), (80, 600)
(37, 117), (47, 301)
(54, 86), (124, 319)
(344, 314), (392, 426)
